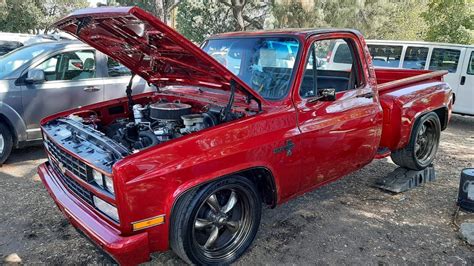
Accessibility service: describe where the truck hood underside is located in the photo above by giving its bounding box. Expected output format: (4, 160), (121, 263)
(52, 6), (263, 105)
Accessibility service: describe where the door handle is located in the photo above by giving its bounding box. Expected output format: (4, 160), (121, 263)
(356, 92), (374, 99)
(460, 76), (466, 85)
(83, 86), (101, 92)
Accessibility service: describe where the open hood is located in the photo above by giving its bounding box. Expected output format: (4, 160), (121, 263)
(52, 6), (263, 105)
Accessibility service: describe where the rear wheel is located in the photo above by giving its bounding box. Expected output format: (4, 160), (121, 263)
(0, 123), (13, 165)
(170, 176), (261, 265)
(391, 112), (441, 170)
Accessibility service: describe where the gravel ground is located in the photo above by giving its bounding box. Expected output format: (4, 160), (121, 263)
(1, 114), (473, 265)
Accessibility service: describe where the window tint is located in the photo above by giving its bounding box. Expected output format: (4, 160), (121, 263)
(36, 50), (96, 81)
(107, 57), (131, 77)
(403, 46), (429, 70)
(429, 48), (460, 73)
(368, 45), (402, 68)
(300, 39), (359, 98)
(468, 52), (474, 75)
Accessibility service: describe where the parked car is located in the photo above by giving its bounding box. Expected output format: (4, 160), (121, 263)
(326, 40), (474, 116)
(38, 7), (453, 265)
(0, 40), (152, 163)
(0, 32), (73, 56)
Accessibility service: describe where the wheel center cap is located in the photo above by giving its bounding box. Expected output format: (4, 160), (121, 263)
(217, 216), (226, 224)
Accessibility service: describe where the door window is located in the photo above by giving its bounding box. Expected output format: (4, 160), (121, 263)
(403, 46), (429, 70)
(300, 38), (362, 98)
(467, 52), (474, 75)
(107, 57), (132, 77)
(36, 50), (96, 81)
(367, 44), (403, 68)
(429, 48), (460, 73)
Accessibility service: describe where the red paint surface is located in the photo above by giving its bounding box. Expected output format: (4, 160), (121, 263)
(38, 7), (453, 265)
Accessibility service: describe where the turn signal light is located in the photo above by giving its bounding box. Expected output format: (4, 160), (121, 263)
(132, 215), (165, 231)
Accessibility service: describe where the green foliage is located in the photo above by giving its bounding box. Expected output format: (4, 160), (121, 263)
(422, 0), (473, 44)
(0, 0), (43, 33)
(271, 0), (429, 41)
(176, 0), (235, 43)
(176, 0), (268, 43)
(0, 0), (88, 33)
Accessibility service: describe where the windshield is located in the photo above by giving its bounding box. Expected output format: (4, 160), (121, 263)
(203, 37), (300, 100)
(0, 44), (49, 79)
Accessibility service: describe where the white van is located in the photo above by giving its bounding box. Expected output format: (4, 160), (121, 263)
(327, 40), (474, 115)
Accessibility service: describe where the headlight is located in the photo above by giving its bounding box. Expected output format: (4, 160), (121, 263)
(93, 196), (119, 222)
(104, 175), (115, 194)
(92, 169), (104, 188)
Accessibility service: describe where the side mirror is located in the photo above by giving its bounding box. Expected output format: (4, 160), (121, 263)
(318, 88), (336, 101)
(307, 88), (336, 103)
(25, 69), (45, 84)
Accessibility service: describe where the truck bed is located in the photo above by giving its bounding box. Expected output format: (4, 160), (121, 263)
(376, 68), (452, 152)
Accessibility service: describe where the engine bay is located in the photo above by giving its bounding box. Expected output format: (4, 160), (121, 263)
(44, 93), (248, 158)
(101, 100), (225, 151)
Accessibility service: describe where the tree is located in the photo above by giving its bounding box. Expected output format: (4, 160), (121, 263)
(0, 0), (88, 33)
(271, 0), (428, 41)
(176, 0), (235, 43)
(114, 0), (180, 24)
(217, 0), (269, 31)
(0, 0), (43, 33)
(176, 0), (270, 43)
(422, 0), (473, 44)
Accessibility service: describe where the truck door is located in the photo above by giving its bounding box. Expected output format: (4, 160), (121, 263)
(456, 49), (474, 115)
(294, 35), (383, 189)
(20, 49), (104, 139)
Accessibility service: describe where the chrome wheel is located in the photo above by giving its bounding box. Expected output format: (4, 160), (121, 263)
(0, 133), (4, 154)
(414, 119), (437, 166)
(192, 187), (252, 260)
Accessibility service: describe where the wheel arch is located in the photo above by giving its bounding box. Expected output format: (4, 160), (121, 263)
(0, 113), (18, 146)
(0, 104), (28, 146)
(170, 166), (278, 215)
(167, 166), (277, 254)
(432, 106), (449, 131)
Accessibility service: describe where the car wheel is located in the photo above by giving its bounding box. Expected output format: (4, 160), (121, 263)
(391, 112), (441, 170)
(0, 123), (13, 165)
(170, 176), (262, 265)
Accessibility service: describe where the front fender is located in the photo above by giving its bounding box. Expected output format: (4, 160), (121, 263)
(0, 101), (27, 143)
(111, 105), (299, 251)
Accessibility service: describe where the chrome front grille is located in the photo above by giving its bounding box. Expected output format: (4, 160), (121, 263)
(45, 138), (89, 182)
(50, 161), (94, 205)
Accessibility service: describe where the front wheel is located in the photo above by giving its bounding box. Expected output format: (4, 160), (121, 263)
(391, 112), (441, 170)
(170, 176), (261, 265)
(0, 123), (13, 165)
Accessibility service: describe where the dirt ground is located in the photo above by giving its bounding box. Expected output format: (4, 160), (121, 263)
(1, 114), (473, 265)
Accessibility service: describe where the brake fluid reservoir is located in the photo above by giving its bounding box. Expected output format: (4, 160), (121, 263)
(133, 104), (144, 123)
(458, 168), (474, 212)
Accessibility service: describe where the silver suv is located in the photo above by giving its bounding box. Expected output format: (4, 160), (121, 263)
(0, 40), (152, 163)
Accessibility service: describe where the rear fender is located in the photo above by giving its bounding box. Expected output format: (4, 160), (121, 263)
(380, 82), (452, 150)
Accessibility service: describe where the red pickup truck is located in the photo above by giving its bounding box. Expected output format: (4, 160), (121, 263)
(38, 7), (453, 265)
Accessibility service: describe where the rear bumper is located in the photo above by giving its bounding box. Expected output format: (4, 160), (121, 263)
(38, 162), (151, 265)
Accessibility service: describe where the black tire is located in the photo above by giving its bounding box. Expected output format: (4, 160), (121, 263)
(391, 112), (441, 170)
(0, 123), (13, 165)
(170, 176), (262, 265)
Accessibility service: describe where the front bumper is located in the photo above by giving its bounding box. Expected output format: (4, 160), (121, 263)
(38, 162), (151, 265)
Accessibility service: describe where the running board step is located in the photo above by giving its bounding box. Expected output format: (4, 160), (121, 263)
(374, 166), (436, 193)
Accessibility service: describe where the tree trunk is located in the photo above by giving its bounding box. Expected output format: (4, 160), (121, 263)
(154, 0), (167, 24)
(219, 0), (246, 31)
(231, 0), (245, 31)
